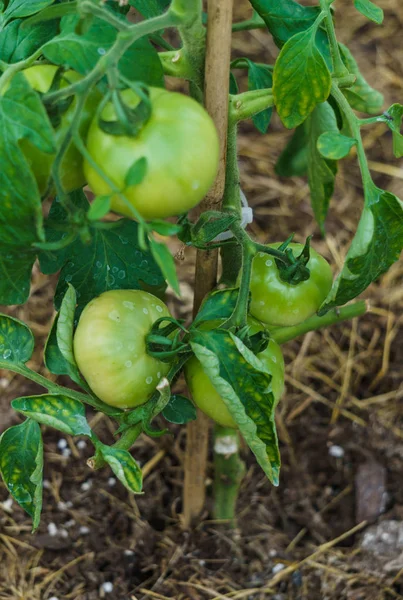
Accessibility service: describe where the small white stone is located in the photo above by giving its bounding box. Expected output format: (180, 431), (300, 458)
(64, 519), (76, 528)
(57, 500), (73, 511)
(269, 549), (277, 557)
(79, 526), (90, 535)
(43, 479), (51, 489)
(108, 477), (117, 487)
(59, 529), (69, 539)
(48, 522), (58, 537)
(57, 439), (68, 450)
(124, 549), (134, 556)
(49, 596), (60, 600)
(1, 497), (13, 512)
(329, 445), (344, 458)
(81, 480), (92, 492)
(272, 563), (285, 574)
(62, 448), (71, 458)
(77, 440), (87, 450)
(101, 582), (114, 593)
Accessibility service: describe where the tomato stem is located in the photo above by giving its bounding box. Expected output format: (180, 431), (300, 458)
(319, 0), (349, 79)
(213, 425), (245, 524)
(229, 88), (274, 123)
(270, 300), (367, 344)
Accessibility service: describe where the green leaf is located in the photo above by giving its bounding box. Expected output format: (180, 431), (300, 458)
(0, 247), (36, 305)
(12, 394), (91, 437)
(39, 193), (166, 312)
(273, 26), (331, 129)
(99, 445), (143, 493)
(0, 73), (55, 247)
(0, 419), (43, 531)
(0, 18), (58, 63)
(339, 44), (384, 114)
(354, 0), (383, 24)
(275, 126), (308, 177)
(162, 394), (197, 424)
(129, 0), (170, 18)
(44, 313), (70, 376)
(0, 314), (34, 365)
(20, 2), (77, 26)
(383, 104), (403, 158)
(193, 288), (240, 326)
(125, 157), (148, 188)
(4, 0), (54, 20)
(317, 131), (356, 160)
(245, 60), (273, 133)
(249, 0), (320, 46)
(190, 329), (280, 485)
(149, 238), (180, 295)
(320, 188), (403, 313)
(57, 284), (91, 391)
(43, 15), (164, 86)
(149, 220), (182, 236)
(306, 102), (338, 234)
(87, 196), (111, 221)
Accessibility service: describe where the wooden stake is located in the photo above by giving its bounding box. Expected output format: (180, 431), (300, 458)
(182, 0), (234, 528)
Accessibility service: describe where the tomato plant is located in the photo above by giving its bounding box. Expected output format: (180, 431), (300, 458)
(73, 290), (171, 409)
(248, 242), (333, 327)
(0, 0), (401, 532)
(84, 87), (220, 220)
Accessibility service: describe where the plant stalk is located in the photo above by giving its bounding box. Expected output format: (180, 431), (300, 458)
(213, 425), (245, 524)
(271, 301), (367, 344)
(183, 0), (234, 529)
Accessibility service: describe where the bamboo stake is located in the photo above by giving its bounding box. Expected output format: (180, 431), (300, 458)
(182, 0), (234, 528)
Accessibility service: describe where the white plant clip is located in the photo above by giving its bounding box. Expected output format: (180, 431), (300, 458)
(213, 189), (253, 242)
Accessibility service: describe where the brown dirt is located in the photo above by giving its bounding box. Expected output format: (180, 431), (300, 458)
(1, 1), (403, 599)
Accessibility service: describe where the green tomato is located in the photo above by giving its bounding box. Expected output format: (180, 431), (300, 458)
(84, 87), (220, 220)
(249, 242), (333, 327)
(73, 290), (171, 409)
(19, 65), (100, 195)
(185, 320), (285, 428)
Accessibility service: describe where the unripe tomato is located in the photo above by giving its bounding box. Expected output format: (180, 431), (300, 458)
(84, 87), (220, 220)
(73, 290), (171, 409)
(185, 320), (285, 428)
(19, 65), (100, 195)
(249, 242), (333, 327)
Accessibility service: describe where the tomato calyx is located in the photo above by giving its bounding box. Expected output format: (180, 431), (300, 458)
(145, 316), (190, 361)
(99, 83), (152, 137)
(275, 235), (312, 285)
(178, 210), (240, 248)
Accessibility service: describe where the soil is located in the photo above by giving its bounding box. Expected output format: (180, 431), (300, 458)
(1, 1), (403, 599)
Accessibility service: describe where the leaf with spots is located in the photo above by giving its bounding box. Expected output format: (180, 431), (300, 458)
(12, 394), (92, 437)
(0, 419), (43, 531)
(273, 24), (331, 129)
(319, 187), (403, 313)
(193, 288), (240, 326)
(0, 314), (34, 366)
(317, 131), (356, 160)
(98, 445), (143, 494)
(190, 329), (280, 485)
(39, 193), (166, 313)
